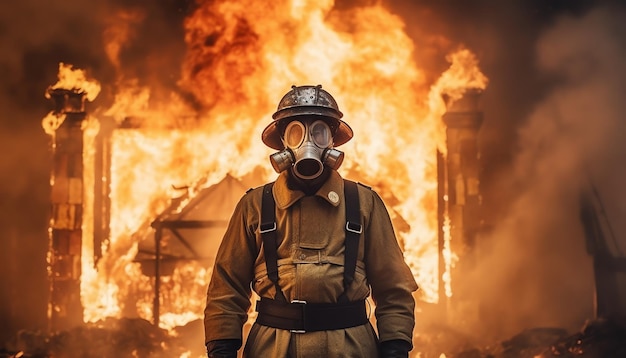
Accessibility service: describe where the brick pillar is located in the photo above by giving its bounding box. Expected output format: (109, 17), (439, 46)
(45, 89), (88, 331)
(442, 89), (484, 326)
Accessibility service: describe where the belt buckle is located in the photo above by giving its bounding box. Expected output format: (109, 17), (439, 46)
(290, 300), (307, 333)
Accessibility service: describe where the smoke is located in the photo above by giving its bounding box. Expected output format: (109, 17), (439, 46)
(469, 4), (626, 339)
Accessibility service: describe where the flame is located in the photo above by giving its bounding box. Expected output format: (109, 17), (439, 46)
(45, 0), (488, 334)
(45, 63), (101, 102)
(441, 215), (457, 298)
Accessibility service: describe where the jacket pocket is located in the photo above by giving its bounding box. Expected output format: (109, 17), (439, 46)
(252, 261), (296, 299)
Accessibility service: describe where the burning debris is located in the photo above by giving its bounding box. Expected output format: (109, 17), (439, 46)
(544, 318), (626, 358)
(406, 318), (626, 358)
(1, 318), (205, 358)
(3, 318), (625, 358)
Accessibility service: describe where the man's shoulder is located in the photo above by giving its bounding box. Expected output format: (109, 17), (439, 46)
(343, 179), (391, 210)
(355, 181), (372, 191)
(343, 178), (373, 193)
(243, 182), (275, 198)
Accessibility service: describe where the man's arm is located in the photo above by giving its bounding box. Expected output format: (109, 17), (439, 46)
(204, 194), (258, 345)
(363, 190), (419, 350)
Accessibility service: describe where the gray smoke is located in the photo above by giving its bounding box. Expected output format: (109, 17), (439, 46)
(470, 4), (626, 339)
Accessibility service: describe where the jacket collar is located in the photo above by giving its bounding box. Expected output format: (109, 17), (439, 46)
(273, 169), (344, 209)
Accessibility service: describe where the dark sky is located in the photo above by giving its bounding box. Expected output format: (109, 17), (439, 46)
(1, 0), (625, 344)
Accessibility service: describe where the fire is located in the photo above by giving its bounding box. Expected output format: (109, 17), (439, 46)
(46, 62), (101, 102)
(42, 63), (102, 136)
(44, 0), (487, 335)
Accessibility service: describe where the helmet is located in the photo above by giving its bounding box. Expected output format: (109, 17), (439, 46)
(261, 85), (353, 150)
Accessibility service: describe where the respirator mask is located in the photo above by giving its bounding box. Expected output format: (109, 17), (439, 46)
(269, 119), (344, 180)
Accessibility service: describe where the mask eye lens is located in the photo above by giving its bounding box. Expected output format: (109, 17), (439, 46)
(284, 121), (305, 148)
(310, 121), (331, 148)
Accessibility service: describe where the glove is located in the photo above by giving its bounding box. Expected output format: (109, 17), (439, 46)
(380, 339), (412, 358)
(206, 339), (241, 358)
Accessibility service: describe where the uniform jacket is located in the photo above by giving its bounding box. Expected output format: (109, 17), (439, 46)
(204, 169), (418, 357)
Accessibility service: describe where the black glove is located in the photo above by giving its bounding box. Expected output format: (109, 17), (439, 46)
(206, 339), (241, 358)
(380, 339), (412, 358)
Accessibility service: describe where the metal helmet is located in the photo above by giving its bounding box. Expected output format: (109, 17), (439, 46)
(261, 85), (353, 150)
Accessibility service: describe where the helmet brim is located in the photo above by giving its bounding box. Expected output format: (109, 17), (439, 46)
(262, 114), (353, 150)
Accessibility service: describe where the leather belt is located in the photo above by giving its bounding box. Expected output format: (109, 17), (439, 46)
(255, 297), (368, 333)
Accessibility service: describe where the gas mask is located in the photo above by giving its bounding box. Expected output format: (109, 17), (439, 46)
(269, 119), (344, 180)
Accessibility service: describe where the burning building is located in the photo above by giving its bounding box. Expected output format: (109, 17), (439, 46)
(36, 0), (490, 352)
(39, 75), (488, 357)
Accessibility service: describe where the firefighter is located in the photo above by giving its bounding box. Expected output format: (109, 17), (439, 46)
(204, 85), (418, 358)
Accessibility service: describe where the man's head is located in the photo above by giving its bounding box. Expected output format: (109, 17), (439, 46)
(262, 85), (353, 180)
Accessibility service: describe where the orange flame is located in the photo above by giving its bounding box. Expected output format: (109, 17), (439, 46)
(45, 62), (101, 102)
(47, 0), (488, 333)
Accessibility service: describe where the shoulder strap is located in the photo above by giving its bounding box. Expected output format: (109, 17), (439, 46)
(338, 179), (362, 303)
(260, 182), (287, 302)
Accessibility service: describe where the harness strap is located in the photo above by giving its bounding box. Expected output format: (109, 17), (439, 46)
(260, 182), (287, 302)
(338, 180), (362, 303)
(260, 180), (362, 304)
